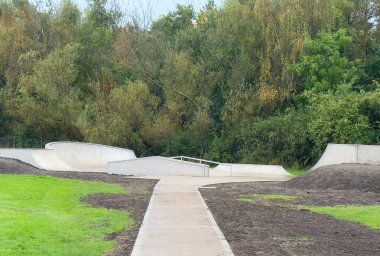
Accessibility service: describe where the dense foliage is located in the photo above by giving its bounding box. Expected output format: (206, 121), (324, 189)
(0, 0), (379, 167)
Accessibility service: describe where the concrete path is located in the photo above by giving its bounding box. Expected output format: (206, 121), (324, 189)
(131, 176), (282, 256)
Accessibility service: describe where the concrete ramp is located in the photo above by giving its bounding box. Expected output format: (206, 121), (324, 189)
(312, 143), (380, 170)
(0, 142), (136, 172)
(0, 149), (47, 169)
(31, 149), (75, 171)
(45, 142), (136, 170)
(212, 163), (293, 179)
(108, 156), (209, 177)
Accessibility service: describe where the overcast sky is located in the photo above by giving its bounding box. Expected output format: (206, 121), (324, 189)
(125, 0), (223, 18)
(35, 0), (224, 25)
(121, 0), (224, 25)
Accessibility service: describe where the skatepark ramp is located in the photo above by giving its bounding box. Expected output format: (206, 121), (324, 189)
(0, 142), (136, 171)
(0, 141), (292, 179)
(108, 156), (209, 176)
(312, 143), (380, 170)
(45, 142), (136, 170)
(171, 156), (293, 179)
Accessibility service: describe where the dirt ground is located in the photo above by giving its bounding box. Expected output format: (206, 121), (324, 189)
(0, 158), (157, 256)
(200, 164), (380, 256)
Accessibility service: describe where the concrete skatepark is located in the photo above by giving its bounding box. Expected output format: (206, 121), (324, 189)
(0, 142), (379, 255)
(0, 141), (294, 178)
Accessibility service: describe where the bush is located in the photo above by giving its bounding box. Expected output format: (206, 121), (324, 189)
(238, 110), (313, 167)
(308, 90), (377, 156)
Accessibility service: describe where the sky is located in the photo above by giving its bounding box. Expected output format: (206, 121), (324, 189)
(121, 0), (224, 26)
(125, 0), (224, 19)
(34, 0), (224, 25)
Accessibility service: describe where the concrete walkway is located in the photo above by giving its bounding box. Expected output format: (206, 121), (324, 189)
(131, 176), (282, 256)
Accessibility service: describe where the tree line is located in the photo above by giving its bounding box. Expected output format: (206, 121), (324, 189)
(0, 0), (379, 167)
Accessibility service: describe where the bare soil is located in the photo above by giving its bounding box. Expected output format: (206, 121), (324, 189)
(0, 158), (157, 256)
(200, 164), (380, 256)
(285, 164), (380, 193)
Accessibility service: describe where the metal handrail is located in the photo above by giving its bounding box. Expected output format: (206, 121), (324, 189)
(171, 156), (233, 176)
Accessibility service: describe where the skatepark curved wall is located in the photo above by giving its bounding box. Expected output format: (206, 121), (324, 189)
(312, 144), (380, 170)
(45, 142), (136, 170)
(0, 142), (136, 171)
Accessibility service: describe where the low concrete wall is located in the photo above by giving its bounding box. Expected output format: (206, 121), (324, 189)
(212, 163), (293, 179)
(312, 143), (380, 170)
(108, 156), (209, 176)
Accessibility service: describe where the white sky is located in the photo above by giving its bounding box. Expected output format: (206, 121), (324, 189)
(121, 0), (224, 26)
(34, 0), (224, 26)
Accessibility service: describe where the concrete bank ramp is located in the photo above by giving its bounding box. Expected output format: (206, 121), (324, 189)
(108, 156), (209, 177)
(109, 155), (293, 180)
(45, 142), (136, 171)
(0, 142), (136, 172)
(312, 143), (380, 170)
(211, 163), (293, 179)
(0, 149), (71, 170)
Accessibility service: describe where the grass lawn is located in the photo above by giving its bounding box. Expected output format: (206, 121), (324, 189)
(307, 205), (380, 229)
(0, 174), (132, 256)
(286, 168), (309, 176)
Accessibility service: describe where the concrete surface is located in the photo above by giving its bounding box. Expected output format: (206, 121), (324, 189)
(212, 163), (293, 178)
(312, 143), (380, 170)
(108, 156), (209, 177)
(110, 157), (293, 179)
(131, 175), (288, 256)
(45, 142), (136, 170)
(0, 149), (55, 169)
(0, 141), (294, 178)
(0, 142), (136, 172)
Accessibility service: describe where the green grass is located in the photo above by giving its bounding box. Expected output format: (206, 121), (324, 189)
(306, 205), (380, 229)
(0, 174), (133, 256)
(297, 236), (311, 241)
(238, 197), (255, 203)
(286, 168), (309, 176)
(239, 193), (300, 203)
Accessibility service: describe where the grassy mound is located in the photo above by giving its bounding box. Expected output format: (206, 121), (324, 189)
(285, 164), (380, 193)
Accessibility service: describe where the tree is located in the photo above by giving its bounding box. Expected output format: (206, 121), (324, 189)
(308, 89), (377, 155)
(292, 29), (361, 93)
(78, 80), (159, 155)
(8, 43), (83, 140)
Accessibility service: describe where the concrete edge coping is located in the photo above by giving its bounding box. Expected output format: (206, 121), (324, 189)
(45, 141), (135, 152)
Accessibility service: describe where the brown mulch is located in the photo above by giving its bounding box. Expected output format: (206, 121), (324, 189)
(285, 164), (380, 193)
(200, 164), (380, 256)
(0, 157), (158, 256)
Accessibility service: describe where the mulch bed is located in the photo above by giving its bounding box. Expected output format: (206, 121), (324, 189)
(285, 164), (380, 193)
(200, 164), (380, 256)
(0, 158), (158, 256)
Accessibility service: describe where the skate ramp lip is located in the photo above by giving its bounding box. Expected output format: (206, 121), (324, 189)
(312, 143), (380, 170)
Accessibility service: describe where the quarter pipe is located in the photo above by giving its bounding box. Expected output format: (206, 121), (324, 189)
(312, 143), (380, 170)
